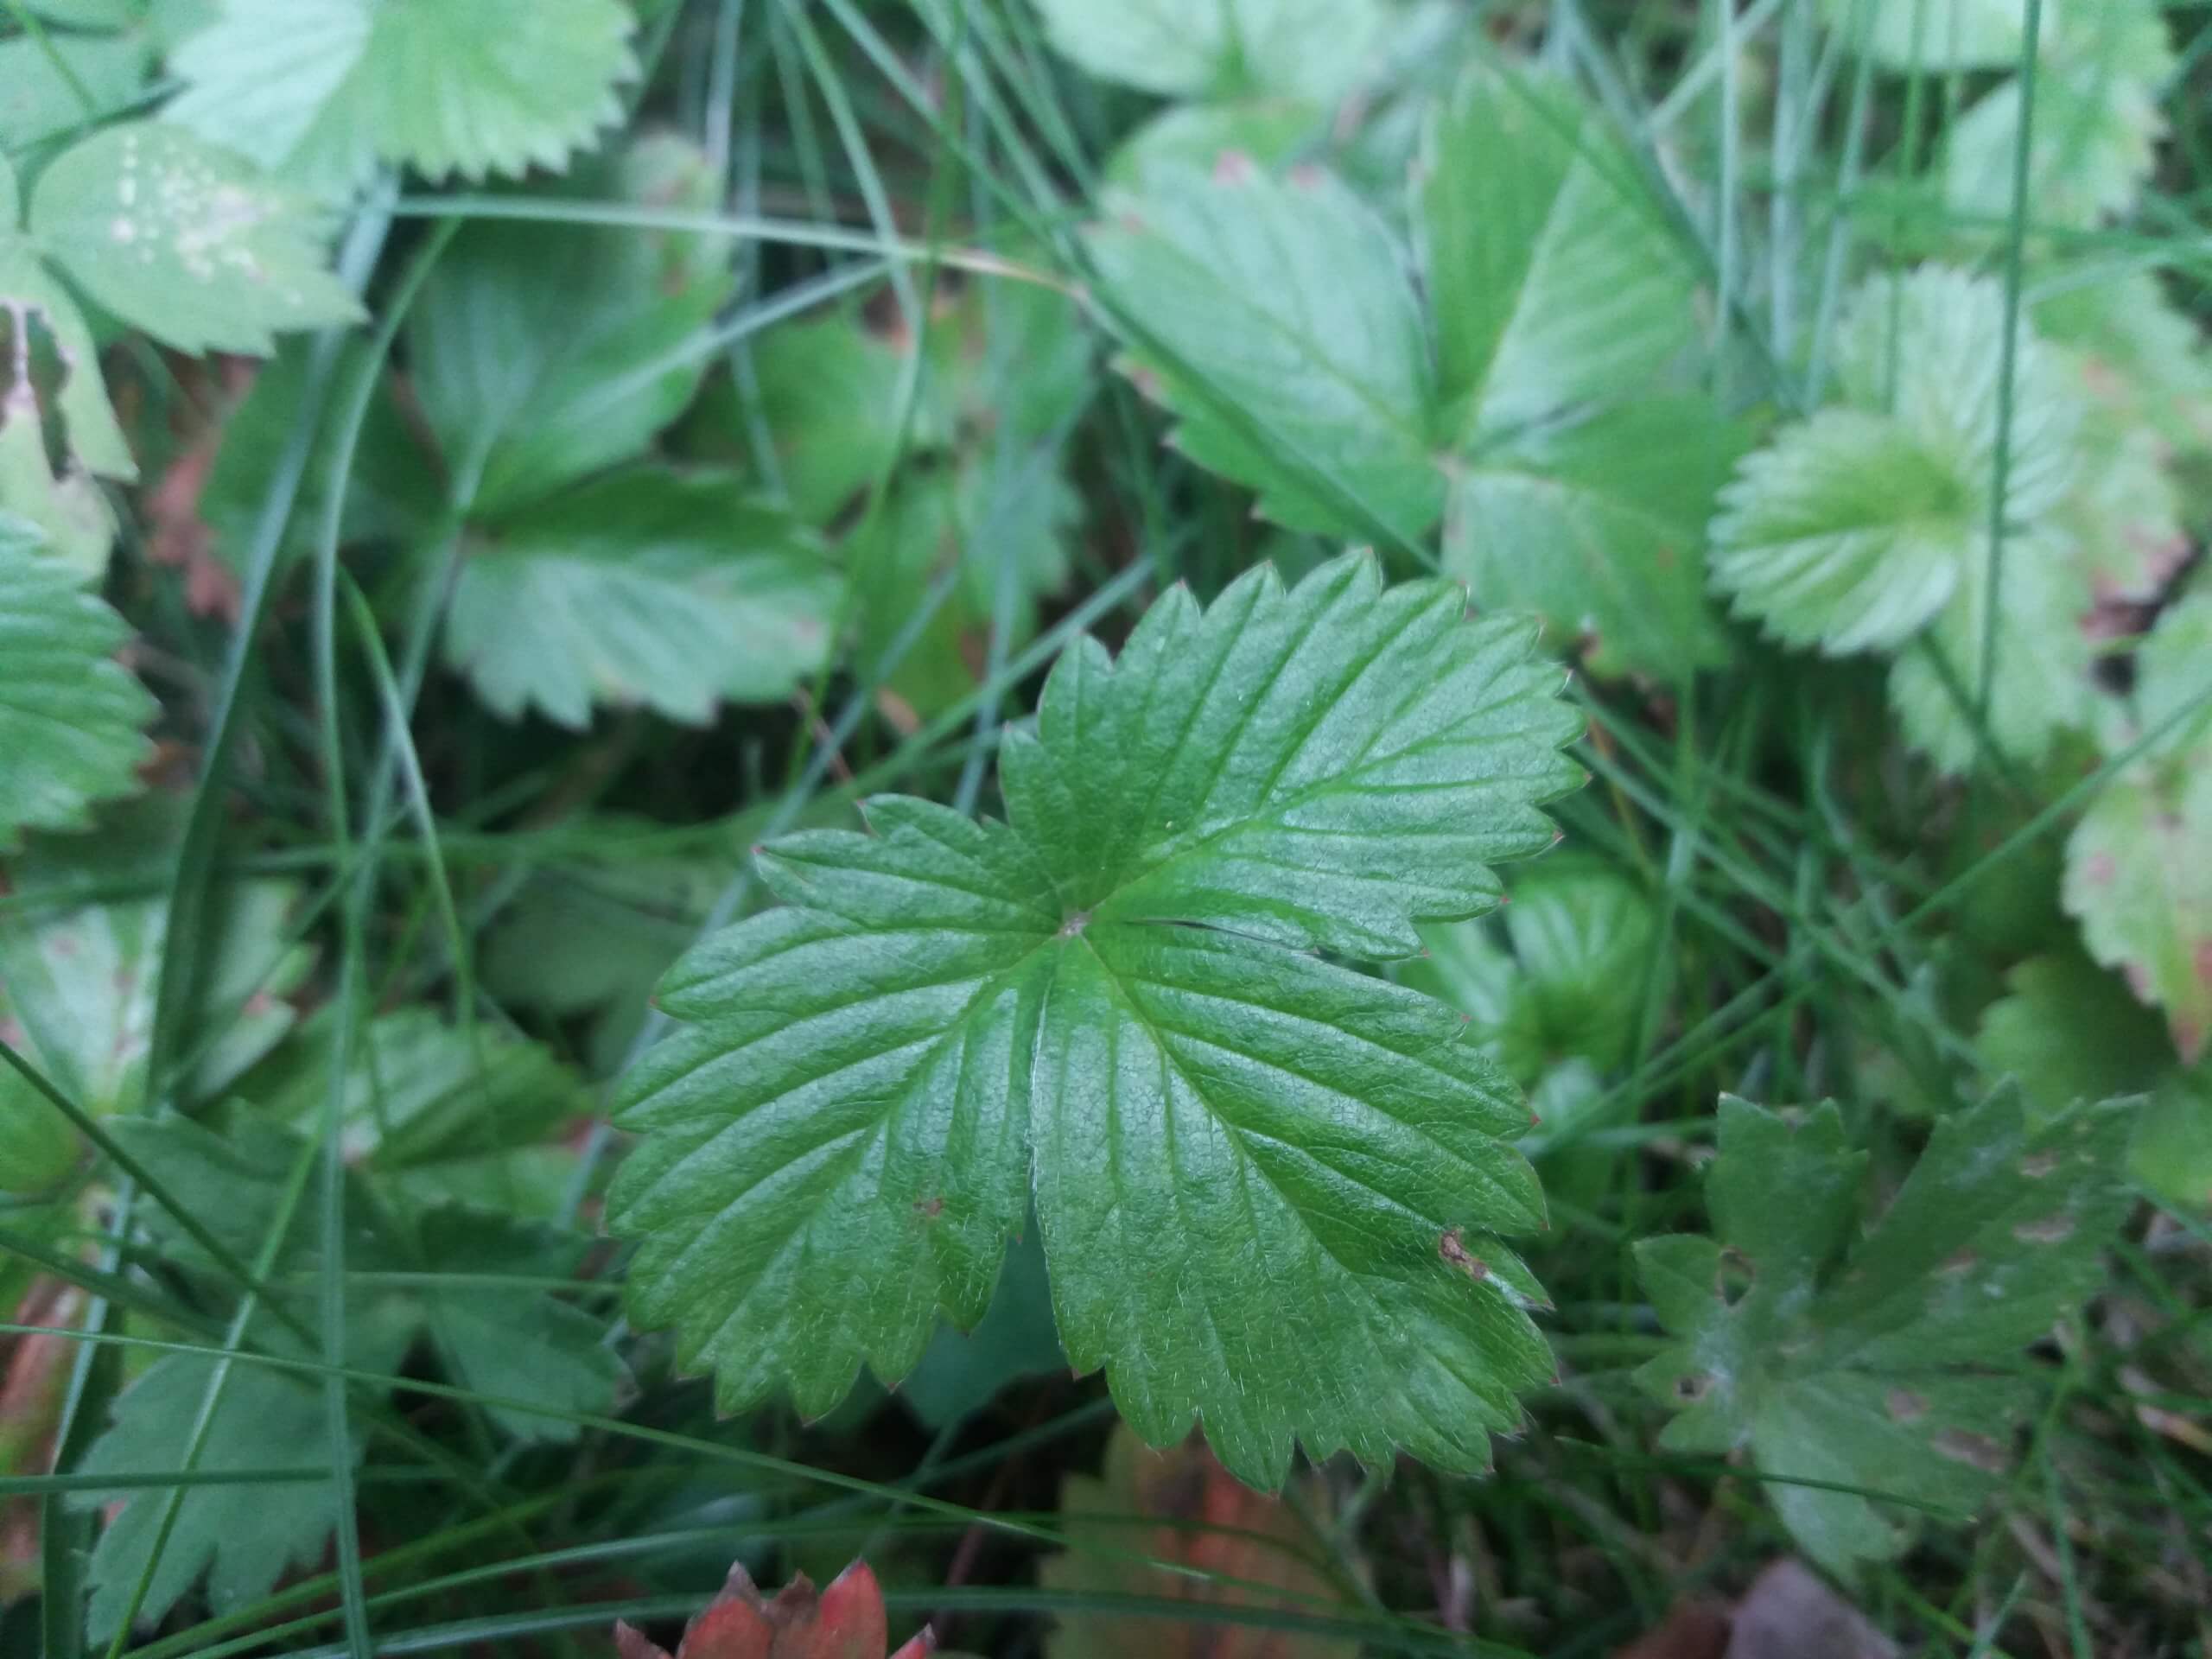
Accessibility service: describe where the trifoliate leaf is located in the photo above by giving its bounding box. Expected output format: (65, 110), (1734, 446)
(1419, 64), (1700, 439)
(1821, 0), (2039, 71)
(1032, 0), (1385, 106)
(1944, 0), (2172, 231)
(163, 0), (638, 196)
(1445, 397), (1739, 679)
(409, 137), (733, 516)
(610, 554), (1582, 1486)
(1713, 268), (2091, 767)
(30, 124), (362, 355)
(0, 29), (145, 148)
(72, 1356), (357, 1643)
(1043, 1422), (1358, 1659)
(0, 522), (155, 855)
(443, 468), (838, 728)
(1087, 163), (1443, 546)
(1637, 1091), (2133, 1576)
(1401, 855), (1661, 1083)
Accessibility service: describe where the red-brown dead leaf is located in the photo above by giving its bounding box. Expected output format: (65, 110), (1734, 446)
(614, 1560), (938, 1659)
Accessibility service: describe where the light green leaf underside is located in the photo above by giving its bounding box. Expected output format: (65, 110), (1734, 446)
(0, 31), (145, 148)
(1087, 164), (1443, 546)
(2063, 765), (2212, 1065)
(443, 468), (839, 728)
(31, 124), (362, 355)
(164, 0), (638, 194)
(1419, 64), (1699, 440)
(0, 525), (156, 855)
(611, 554), (1582, 1486)
(1637, 1090), (2132, 1575)
(1032, 0), (1386, 105)
(408, 136), (732, 516)
(1446, 397), (1738, 679)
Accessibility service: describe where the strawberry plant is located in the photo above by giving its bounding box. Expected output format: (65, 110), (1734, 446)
(2, 1), (2209, 1656)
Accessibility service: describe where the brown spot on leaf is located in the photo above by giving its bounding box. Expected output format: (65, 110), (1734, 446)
(2083, 850), (2117, 886)
(1439, 1228), (1489, 1281)
(2014, 1214), (2075, 1244)
(2019, 1152), (2058, 1179)
(913, 1197), (943, 1220)
(1932, 1428), (2009, 1474)
(1211, 149), (1257, 185)
(1885, 1388), (1929, 1423)
(1939, 1248), (1978, 1274)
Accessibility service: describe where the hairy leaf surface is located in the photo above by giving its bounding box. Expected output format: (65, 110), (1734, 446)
(611, 555), (1582, 1485)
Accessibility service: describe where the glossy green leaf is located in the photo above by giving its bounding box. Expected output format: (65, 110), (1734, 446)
(1087, 164), (1443, 545)
(30, 124), (362, 355)
(610, 554), (1582, 1486)
(163, 0), (638, 195)
(409, 137), (732, 515)
(442, 468), (839, 728)
(0, 522), (156, 855)
(1032, 0), (1385, 105)
(1637, 1091), (2133, 1575)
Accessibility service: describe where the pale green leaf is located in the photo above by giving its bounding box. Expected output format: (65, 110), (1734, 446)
(1976, 951), (2169, 1122)
(31, 123), (362, 355)
(609, 554), (1582, 1485)
(1885, 527), (2093, 773)
(0, 523), (155, 857)
(163, 0), (638, 194)
(1402, 855), (1661, 1082)
(1445, 397), (1739, 679)
(409, 137), (733, 514)
(2063, 762), (2212, 1065)
(1087, 164), (1443, 544)
(1103, 99), (1325, 192)
(1418, 64), (1700, 438)
(2033, 270), (2212, 460)
(1032, 0), (1386, 105)
(0, 31), (145, 148)
(0, 226), (137, 484)
(1944, 1), (2172, 231)
(442, 468), (839, 728)
(73, 1357), (355, 1643)
(1821, 0), (2040, 72)
(1637, 1090), (2133, 1575)
(2133, 1070), (2212, 1211)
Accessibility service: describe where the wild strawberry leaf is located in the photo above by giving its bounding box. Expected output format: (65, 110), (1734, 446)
(1031, 0), (1386, 106)
(30, 124), (363, 356)
(0, 521), (156, 857)
(1637, 1091), (2133, 1576)
(609, 554), (1582, 1487)
(1085, 163), (1444, 547)
(442, 468), (840, 728)
(0, 28), (145, 149)
(163, 0), (638, 196)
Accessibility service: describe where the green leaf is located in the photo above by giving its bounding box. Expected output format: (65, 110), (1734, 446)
(2063, 770), (2212, 1065)
(1822, 0), (2039, 72)
(1402, 855), (1661, 1082)
(1087, 163), (1443, 545)
(1104, 99), (1325, 192)
(609, 554), (1582, 1486)
(0, 30), (145, 148)
(1031, 0), (1385, 105)
(0, 522), (155, 857)
(848, 463), (1077, 720)
(163, 0), (639, 196)
(1976, 951), (2170, 1122)
(1637, 1091), (2133, 1575)
(30, 124), (362, 355)
(409, 136), (733, 515)
(715, 312), (925, 524)
(443, 468), (839, 728)
(1444, 397), (1739, 679)
(1944, 0), (2173, 231)
(1711, 268), (2091, 769)
(1418, 64), (1699, 440)
(72, 1356), (356, 1644)
(2033, 270), (2212, 461)
(2133, 1070), (2212, 1211)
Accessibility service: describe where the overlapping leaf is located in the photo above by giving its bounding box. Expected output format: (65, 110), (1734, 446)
(1032, 0), (1386, 106)
(164, 0), (638, 196)
(611, 554), (1582, 1486)
(0, 521), (156, 860)
(1637, 1092), (2133, 1574)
